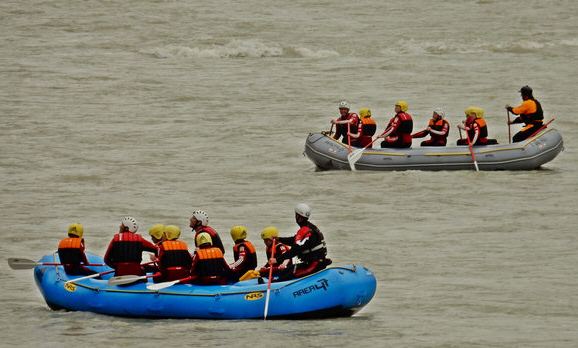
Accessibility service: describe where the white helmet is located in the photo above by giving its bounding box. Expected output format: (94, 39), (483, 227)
(434, 107), (445, 118)
(295, 203), (311, 218)
(122, 216), (139, 233)
(192, 210), (209, 227)
(338, 101), (350, 110)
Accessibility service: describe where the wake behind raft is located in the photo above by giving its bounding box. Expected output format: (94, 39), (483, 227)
(29, 253), (376, 319)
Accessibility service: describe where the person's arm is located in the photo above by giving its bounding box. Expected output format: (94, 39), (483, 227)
(429, 121), (449, 136)
(411, 128), (428, 138)
(229, 245), (247, 270)
(470, 122), (480, 144)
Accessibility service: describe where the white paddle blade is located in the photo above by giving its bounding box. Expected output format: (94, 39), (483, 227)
(8, 258), (38, 270)
(147, 280), (179, 291)
(347, 149), (364, 170)
(108, 275), (146, 286)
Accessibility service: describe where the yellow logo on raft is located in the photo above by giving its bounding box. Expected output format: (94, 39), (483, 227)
(64, 283), (76, 292)
(244, 292), (264, 301)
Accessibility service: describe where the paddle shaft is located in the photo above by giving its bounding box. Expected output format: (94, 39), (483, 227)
(346, 123), (352, 152)
(64, 260), (157, 284)
(528, 118), (554, 139)
(507, 110), (512, 143)
(464, 125), (479, 172)
(264, 240), (277, 320)
(108, 273), (161, 286)
(347, 129), (388, 170)
(8, 258), (104, 270)
(146, 275), (197, 291)
(64, 269), (115, 284)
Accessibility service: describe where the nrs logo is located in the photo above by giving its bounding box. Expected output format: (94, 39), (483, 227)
(64, 283), (77, 292)
(244, 292), (264, 301)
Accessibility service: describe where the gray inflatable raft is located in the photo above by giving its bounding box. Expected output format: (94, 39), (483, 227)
(304, 128), (563, 171)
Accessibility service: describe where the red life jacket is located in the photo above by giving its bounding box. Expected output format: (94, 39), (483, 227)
(194, 226), (225, 254)
(104, 232), (157, 276)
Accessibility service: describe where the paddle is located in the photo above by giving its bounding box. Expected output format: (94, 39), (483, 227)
(108, 273), (160, 286)
(63, 260), (157, 284)
(528, 118), (554, 139)
(146, 275), (196, 291)
(264, 240), (276, 320)
(507, 110), (512, 143)
(8, 258), (104, 270)
(464, 125), (479, 172)
(346, 123), (352, 153)
(64, 269), (115, 284)
(347, 130), (387, 171)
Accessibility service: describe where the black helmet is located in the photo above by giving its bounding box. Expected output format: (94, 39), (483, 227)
(519, 85), (533, 96)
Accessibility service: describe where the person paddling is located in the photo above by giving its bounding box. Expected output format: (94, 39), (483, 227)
(269, 204), (330, 282)
(104, 217), (158, 277)
(57, 223), (100, 277)
(505, 85), (544, 142)
(412, 107), (450, 146)
(331, 101), (360, 147)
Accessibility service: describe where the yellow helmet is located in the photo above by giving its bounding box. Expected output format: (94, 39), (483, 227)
(230, 225), (247, 242)
(149, 224), (165, 240)
(395, 101), (408, 112)
(164, 225), (181, 241)
(196, 232), (212, 246)
(465, 106), (484, 118)
(261, 226), (279, 240)
(359, 108), (371, 118)
(68, 223), (83, 238)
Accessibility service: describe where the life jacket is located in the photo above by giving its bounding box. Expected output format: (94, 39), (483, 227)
(385, 112), (413, 145)
(521, 99), (544, 124)
(467, 118), (489, 144)
(195, 226), (225, 254)
(104, 232), (157, 276)
(58, 237), (84, 265)
(160, 240), (191, 269)
(107, 233), (149, 263)
(360, 117), (377, 136)
(335, 113), (360, 142)
(195, 247), (226, 277)
(266, 242), (292, 267)
(232, 241), (258, 270)
(295, 221), (328, 263)
(429, 118), (450, 142)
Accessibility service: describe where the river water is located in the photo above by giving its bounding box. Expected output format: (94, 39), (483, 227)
(1, 0), (577, 347)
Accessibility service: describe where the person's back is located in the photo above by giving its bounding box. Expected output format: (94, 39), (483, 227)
(104, 216), (157, 276)
(228, 226), (258, 281)
(158, 225), (192, 282)
(190, 232), (231, 285)
(58, 223), (98, 277)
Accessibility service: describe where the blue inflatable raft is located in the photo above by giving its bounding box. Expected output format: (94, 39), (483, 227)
(33, 253), (377, 319)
